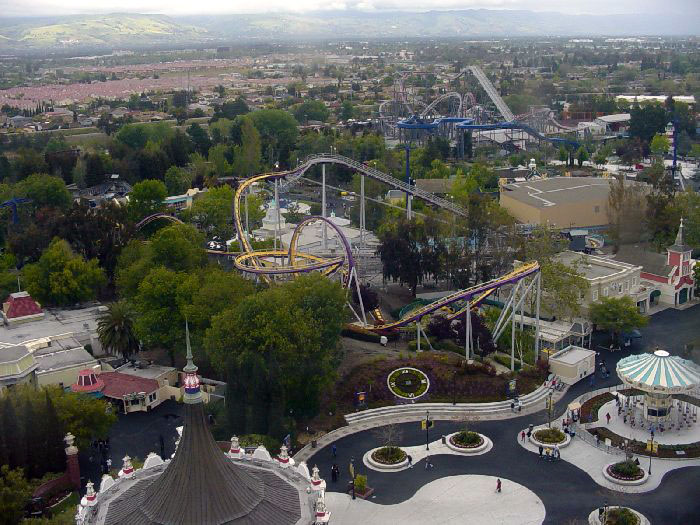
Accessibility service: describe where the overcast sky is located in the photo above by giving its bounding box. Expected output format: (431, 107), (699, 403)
(2, 0), (698, 17)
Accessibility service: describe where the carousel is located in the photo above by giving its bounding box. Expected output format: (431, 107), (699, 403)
(616, 349), (700, 426)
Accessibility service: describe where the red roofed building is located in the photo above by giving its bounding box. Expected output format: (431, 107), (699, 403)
(2, 291), (44, 324)
(99, 371), (160, 414)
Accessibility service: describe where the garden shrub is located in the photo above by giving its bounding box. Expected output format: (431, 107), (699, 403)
(341, 325), (381, 343)
(452, 431), (482, 447)
(611, 460), (642, 478)
(605, 507), (639, 525)
(371, 446), (406, 464)
(533, 428), (566, 444)
(493, 353), (521, 371)
(354, 474), (368, 493)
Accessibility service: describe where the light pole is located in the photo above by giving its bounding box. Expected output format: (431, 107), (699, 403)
(547, 389), (554, 429)
(425, 410), (430, 451)
(648, 430), (654, 476)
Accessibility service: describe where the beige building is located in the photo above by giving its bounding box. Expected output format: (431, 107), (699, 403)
(500, 177), (646, 229)
(555, 251), (654, 313)
(549, 345), (596, 385)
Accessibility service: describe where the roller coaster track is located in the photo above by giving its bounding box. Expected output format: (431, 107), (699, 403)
(420, 92), (464, 118)
(278, 153), (468, 217)
(466, 66), (515, 122)
(456, 121), (580, 148)
(368, 261), (539, 331)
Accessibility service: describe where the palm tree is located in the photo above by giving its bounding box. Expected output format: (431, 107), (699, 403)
(97, 301), (140, 363)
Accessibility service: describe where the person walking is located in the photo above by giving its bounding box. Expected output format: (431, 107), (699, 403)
(332, 444), (337, 458)
(424, 455), (433, 470)
(331, 464), (339, 483)
(606, 413), (611, 425)
(496, 478), (502, 493)
(520, 431), (526, 442)
(538, 445), (543, 457)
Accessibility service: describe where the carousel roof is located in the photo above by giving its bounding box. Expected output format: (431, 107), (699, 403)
(616, 349), (700, 393)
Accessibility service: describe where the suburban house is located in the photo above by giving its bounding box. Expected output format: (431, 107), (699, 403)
(613, 219), (696, 308)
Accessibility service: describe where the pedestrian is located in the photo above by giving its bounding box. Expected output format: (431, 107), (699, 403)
(606, 413), (611, 425)
(528, 423), (534, 433)
(511, 401), (515, 412)
(331, 464), (339, 483)
(520, 431), (526, 442)
(407, 454), (413, 468)
(424, 456), (433, 470)
(595, 434), (600, 447)
(332, 444), (337, 458)
(496, 478), (502, 493)
(538, 445), (543, 457)
(554, 445), (560, 459)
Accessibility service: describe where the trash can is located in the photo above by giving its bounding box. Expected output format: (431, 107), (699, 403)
(441, 435), (446, 444)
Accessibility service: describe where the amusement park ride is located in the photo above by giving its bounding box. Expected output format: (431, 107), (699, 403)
(381, 65), (580, 155)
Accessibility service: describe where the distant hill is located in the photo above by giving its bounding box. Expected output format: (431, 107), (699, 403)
(0, 10), (696, 51)
(0, 13), (210, 50)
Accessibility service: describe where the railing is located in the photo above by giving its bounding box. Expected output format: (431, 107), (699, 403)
(280, 153), (468, 217)
(468, 66), (515, 121)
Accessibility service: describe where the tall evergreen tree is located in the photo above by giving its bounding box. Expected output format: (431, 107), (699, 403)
(44, 391), (66, 473)
(22, 399), (41, 479)
(1, 398), (25, 470)
(225, 360), (247, 436)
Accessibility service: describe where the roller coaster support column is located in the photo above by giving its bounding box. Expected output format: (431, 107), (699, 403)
(417, 321), (421, 352)
(465, 307), (472, 361)
(535, 273), (541, 363)
(274, 178), (280, 252)
(405, 144), (412, 220)
(511, 288), (516, 372)
(244, 187), (250, 236)
(360, 174), (365, 248)
(322, 163), (327, 250)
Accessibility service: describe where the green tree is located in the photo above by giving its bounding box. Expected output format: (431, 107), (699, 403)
(116, 123), (149, 150)
(12, 148), (48, 179)
(133, 267), (186, 364)
(150, 223), (206, 272)
(232, 115), (261, 177)
(590, 296), (648, 342)
(14, 173), (72, 211)
(129, 179), (167, 221)
(340, 100), (354, 120)
(292, 100), (330, 123)
(650, 133), (671, 157)
(23, 238), (106, 306)
(98, 301), (140, 362)
(50, 387), (116, 449)
(249, 109), (298, 166)
(0, 465), (31, 525)
(186, 185), (234, 240)
(164, 166), (192, 196)
(576, 146), (589, 167)
(186, 123), (212, 155)
(212, 97), (249, 121)
(208, 144), (233, 178)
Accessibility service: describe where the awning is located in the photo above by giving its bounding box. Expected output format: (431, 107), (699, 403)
(651, 290), (661, 298)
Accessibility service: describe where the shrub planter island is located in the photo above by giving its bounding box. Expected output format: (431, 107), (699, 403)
(587, 506), (649, 525)
(446, 431), (491, 454)
(365, 445), (409, 470)
(530, 427), (571, 448)
(602, 460), (648, 486)
(348, 474), (375, 500)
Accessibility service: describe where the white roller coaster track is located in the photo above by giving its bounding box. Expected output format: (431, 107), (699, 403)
(420, 92), (464, 118)
(278, 153), (467, 217)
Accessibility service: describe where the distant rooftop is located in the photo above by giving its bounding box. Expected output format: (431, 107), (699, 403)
(555, 251), (641, 281)
(0, 306), (102, 348)
(115, 361), (176, 380)
(502, 177), (614, 209)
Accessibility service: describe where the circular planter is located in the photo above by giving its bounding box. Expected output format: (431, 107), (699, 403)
(529, 428), (572, 449)
(446, 432), (491, 454)
(387, 367), (430, 400)
(587, 506), (649, 525)
(602, 462), (649, 486)
(364, 447), (409, 471)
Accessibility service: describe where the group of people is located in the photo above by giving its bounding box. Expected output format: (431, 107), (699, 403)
(538, 444), (561, 461)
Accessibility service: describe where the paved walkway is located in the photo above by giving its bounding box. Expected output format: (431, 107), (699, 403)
(595, 397), (699, 445)
(326, 475), (546, 525)
(516, 423), (700, 493)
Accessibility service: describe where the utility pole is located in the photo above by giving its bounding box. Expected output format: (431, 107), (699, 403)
(322, 163), (327, 250)
(360, 174), (365, 249)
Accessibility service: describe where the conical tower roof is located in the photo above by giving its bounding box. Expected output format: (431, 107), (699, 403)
(102, 324), (302, 525)
(668, 217), (691, 253)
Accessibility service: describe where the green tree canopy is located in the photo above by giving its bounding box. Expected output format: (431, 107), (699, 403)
(116, 123), (149, 150)
(590, 296), (648, 341)
(164, 166), (192, 196)
(292, 100), (330, 123)
(23, 238), (106, 306)
(128, 179), (167, 221)
(186, 185), (234, 240)
(14, 173), (72, 211)
(650, 133), (671, 157)
(98, 300), (140, 362)
(249, 109), (299, 166)
(0, 465), (31, 525)
(232, 115), (261, 177)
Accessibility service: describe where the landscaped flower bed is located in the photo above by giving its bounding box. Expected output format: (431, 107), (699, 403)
(607, 460), (645, 481)
(533, 428), (566, 444)
(387, 367), (430, 400)
(370, 446), (407, 465)
(449, 431), (484, 449)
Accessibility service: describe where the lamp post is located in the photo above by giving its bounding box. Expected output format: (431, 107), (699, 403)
(350, 456), (355, 500)
(648, 430), (654, 476)
(547, 389), (554, 429)
(425, 410), (430, 451)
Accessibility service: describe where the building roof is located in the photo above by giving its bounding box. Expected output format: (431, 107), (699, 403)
(34, 346), (97, 376)
(668, 218), (691, 253)
(501, 177), (614, 209)
(115, 362), (176, 381)
(595, 113), (631, 124)
(550, 345), (596, 365)
(614, 245), (671, 277)
(617, 349), (700, 393)
(99, 371), (159, 398)
(0, 345), (37, 382)
(555, 251), (640, 281)
(3, 291), (43, 319)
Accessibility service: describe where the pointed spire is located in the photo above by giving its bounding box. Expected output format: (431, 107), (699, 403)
(669, 216), (690, 252)
(676, 217), (685, 246)
(182, 319), (202, 404)
(183, 318), (197, 374)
